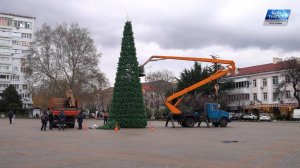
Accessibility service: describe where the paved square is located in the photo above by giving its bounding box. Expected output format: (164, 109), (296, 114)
(0, 119), (300, 168)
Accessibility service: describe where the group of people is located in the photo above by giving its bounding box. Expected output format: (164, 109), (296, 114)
(39, 109), (88, 131)
(40, 108), (65, 131)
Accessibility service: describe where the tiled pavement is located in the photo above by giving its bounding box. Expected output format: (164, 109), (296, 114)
(0, 119), (300, 168)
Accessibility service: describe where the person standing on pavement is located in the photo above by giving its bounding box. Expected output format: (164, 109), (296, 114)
(58, 110), (65, 131)
(48, 108), (54, 130)
(198, 110), (210, 127)
(165, 111), (175, 128)
(77, 111), (84, 129)
(8, 110), (14, 125)
(103, 112), (109, 124)
(40, 111), (49, 131)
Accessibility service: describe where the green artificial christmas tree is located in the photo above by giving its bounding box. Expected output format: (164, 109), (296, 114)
(105, 21), (147, 128)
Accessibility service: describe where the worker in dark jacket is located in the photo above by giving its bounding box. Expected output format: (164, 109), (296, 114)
(103, 112), (109, 125)
(198, 111), (210, 127)
(8, 110), (14, 125)
(77, 111), (84, 129)
(165, 112), (175, 128)
(40, 111), (49, 131)
(48, 108), (55, 130)
(58, 110), (65, 131)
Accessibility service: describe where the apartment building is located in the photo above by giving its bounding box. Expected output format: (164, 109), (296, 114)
(225, 58), (299, 114)
(0, 13), (35, 108)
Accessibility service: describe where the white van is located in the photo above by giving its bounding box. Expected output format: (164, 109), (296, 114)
(292, 109), (300, 120)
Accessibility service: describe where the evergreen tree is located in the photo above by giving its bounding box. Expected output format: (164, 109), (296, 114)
(106, 21), (147, 128)
(0, 85), (22, 113)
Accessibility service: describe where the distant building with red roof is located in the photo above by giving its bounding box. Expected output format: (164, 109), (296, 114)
(225, 58), (299, 114)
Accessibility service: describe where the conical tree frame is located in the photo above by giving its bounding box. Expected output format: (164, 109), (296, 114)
(107, 21), (147, 128)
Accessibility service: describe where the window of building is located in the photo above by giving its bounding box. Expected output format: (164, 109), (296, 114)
(0, 17), (13, 26)
(14, 20), (32, 29)
(12, 75), (19, 80)
(12, 58), (19, 62)
(0, 47), (10, 53)
(273, 92), (279, 101)
(12, 40), (30, 46)
(253, 80), (257, 87)
(12, 32), (22, 37)
(23, 85), (28, 89)
(13, 66), (19, 72)
(0, 66), (9, 71)
(0, 29), (11, 36)
(253, 93), (257, 100)
(286, 91), (291, 98)
(272, 76), (278, 85)
(20, 66), (28, 72)
(263, 92), (268, 101)
(21, 33), (32, 39)
(0, 84), (9, 88)
(0, 39), (10, 45)
(0, 75), (10, 79)
(263, 78), (267, 86)
(13, 49), (21, 54)
(22, 50), (30, 54)
(21, 58), (26, 66)
(228, 94), (250, 101)
(12, 84), (19, 89)
(0, 57), (9, 62)
(25, 22), (32, 29)
(245, 94), (250, 100)
(235, 81), (250, 88)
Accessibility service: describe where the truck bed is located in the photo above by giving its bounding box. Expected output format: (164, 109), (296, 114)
(52, 108), (79, 116)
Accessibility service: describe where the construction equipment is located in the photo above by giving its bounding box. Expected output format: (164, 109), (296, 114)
(140, 55), (236, 127)
(48, 89), (80, 128)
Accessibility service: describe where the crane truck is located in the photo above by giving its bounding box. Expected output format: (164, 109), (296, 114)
(48, 89), (80, 128)
(140, 55), (236, 128)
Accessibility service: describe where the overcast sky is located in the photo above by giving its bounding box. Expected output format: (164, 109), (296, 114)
(1, 0), (299, 85)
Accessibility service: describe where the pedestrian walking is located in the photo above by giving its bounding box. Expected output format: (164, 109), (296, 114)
(8, 110), (14, 125)
(165, 112), (175, 128)
(77, 111), (84, 129)
(198, 111), (210, 127)
(103, 112), (109, 124)
(58, 110), (65, 131)
(48, 108), (55, 130)
(40, 112), (49, 131)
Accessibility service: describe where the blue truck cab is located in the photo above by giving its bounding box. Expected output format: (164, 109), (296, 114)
(173, 103), (230, 127)
(205, 103), (230, 127)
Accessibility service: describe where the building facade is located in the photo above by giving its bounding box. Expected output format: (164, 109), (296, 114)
(226, 58), (299, 114)
(0, 13), (35, 108)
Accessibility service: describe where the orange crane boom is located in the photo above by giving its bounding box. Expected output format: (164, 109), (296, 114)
(141, 55), (236, 115)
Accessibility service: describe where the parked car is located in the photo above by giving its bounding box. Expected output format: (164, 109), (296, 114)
(243, 113), (257, 120)
(259, 113), (271, 122)
(229, 112), (234, 120)
(292, 109), (300, 121)
(231, 113), (244, 120)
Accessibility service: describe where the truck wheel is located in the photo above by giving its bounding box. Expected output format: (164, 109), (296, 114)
(183, 118), (195, 127)
(213, 123), (219, 127)
(219, 118), (228, 127)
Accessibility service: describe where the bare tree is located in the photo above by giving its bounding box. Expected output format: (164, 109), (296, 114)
(277, 58), (300, 108)
(145, 70), (175, 114)
(28, 23), (108, 102)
